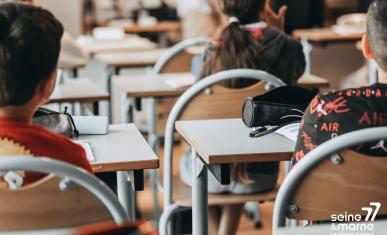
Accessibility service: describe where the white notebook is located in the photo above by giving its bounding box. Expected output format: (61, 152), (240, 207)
(275, 123), (301, 142)
(73, 140), (96, 162)
(166, 76), (196, 88)
(72, 116), (108, 135)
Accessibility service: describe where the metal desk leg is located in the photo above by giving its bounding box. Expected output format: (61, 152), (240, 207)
(369, 59), (379, 84)
(121, 94), (130, 123)
(147, 97), (161, 224)
(72, 68), (78, 78)
(117, 171), (136, 220)
(192, 150), (208, 235)
(301, 37), (312, 74)
(107, 67), (121, 123)
(147, 97), (158, 151)
(159, 32), (168, 48)
(92, 101), (99, 115)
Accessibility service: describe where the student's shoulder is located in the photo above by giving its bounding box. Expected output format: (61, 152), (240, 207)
(28, 125), (83, 152)
(263, 27), (301, 45)
(317, 83), (387, 101)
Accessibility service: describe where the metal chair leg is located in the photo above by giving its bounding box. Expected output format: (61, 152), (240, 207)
(244, 202), (262, 228)
(159, 204), (190, 235)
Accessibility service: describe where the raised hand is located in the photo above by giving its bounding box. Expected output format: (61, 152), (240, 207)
(262, 2), (287, 32)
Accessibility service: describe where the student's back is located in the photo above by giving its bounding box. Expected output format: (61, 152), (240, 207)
(291, 0), (387, 166)
(0, 118), (92, 186)
(200, 0), (305, 86)
(0, 3), (92, 188)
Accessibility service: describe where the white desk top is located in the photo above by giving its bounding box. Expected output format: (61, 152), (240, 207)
(78, 124), (158, 172)
(0, 229), (71, 235)
(123, 21), (181, 34)
(112, 72), (328, 100)
(293, 27), (363, 43)
(176, 119), (295, 165)
(297, 74), (329, 89)
(95, 48), (168, 68)
(76, 35), (157, 55)
(49, 79), (109, 103)
(276, 220), (387, 235)
(113, 73), (194, 97)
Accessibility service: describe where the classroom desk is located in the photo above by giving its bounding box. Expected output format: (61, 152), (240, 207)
(112, 72), (328, 123)
(0, 228), (71, 235)
(58, 63), (85, 78)
(297, 73), (330, 89)
(124, 21), (181, 47)
(293, 28), (363, 43)
(355, 40), (379, 84)
(176, 118), (295, 235)
(96, 48), (168, 122)
(124, 21), (181, 34)
(95, 48), (168, 73)
(78, 124), (159, 219)
(49, 79), (109, 115)
(76, 35), (157, 55)
(112, 72), (193, 126)
(293, 27), (363, 74)
(275, 220), (387, 235)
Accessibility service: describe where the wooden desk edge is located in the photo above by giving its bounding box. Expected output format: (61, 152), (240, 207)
(48, 95), (110, 104)
(176, 121), (293, 165)
(292, 29), (363, 43)
(207, 152), (293, 165)
(98, 61), (158, 68)
(176, 122), (212, 164)
(92, 159), (159, 173)
(124, 90), (184, 98)
(175, 121), (293, 165)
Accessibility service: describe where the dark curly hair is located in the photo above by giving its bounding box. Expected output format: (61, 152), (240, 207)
(0, 2), (63, 106)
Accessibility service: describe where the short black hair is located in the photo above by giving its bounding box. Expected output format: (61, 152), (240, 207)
(367, 0), (387, 71)
(0, 2), (63, 106)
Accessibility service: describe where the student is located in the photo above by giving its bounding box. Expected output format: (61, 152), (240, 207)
(200, 0), (306, 86)
(291, 0), (387, 167)
(180, 1), (305, 234)
(0, 2), (92, 188)
(177, 0), (221, 39)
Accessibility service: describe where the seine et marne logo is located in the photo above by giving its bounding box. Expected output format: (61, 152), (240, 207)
(330, 202), (381, 235)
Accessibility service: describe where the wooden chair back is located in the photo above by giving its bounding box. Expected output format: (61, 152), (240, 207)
(159, 51), (194, 73)
(156, 50), (194, 133)
(180, 82), (266, 120)
(0, 175), (112, 231)
(288, 150), (387, 221)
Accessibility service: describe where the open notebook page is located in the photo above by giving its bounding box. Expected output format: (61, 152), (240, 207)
(73, 140), (96, 162)
(275, 122), (301, 142)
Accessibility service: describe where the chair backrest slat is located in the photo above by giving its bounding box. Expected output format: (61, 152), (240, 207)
(159, 51), (194, 74)
(163, 69), (285, 209)
(272, 127), (387, 231)
(0, 156), (128, 231)
(289, 150), (387, 221)
(0, 175), (112, 230)
(180, 82), (265, 120)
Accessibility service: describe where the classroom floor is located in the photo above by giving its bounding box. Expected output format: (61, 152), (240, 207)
(137, 142), (275, 235)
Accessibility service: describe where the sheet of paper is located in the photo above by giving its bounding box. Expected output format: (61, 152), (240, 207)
(72, 116), (109, 135)
(275, 123), (301, 142)
(73, 140), (96, 162)
(92, 27), (125, 41)
(166, 76), (196, 88)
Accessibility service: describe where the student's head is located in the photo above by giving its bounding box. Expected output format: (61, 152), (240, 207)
(363, 0), (387, 72)
(201, 0), (267, 87)
(0, 2), (63, 109)
(219, 0), (265, 25)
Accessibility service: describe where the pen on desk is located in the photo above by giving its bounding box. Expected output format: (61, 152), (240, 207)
(250, 121), (301, 138)
(249, 126), (277, 137)
(251, 126), (283, 138)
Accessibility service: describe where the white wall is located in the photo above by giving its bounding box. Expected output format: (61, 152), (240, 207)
(35, 0), (83, 36)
